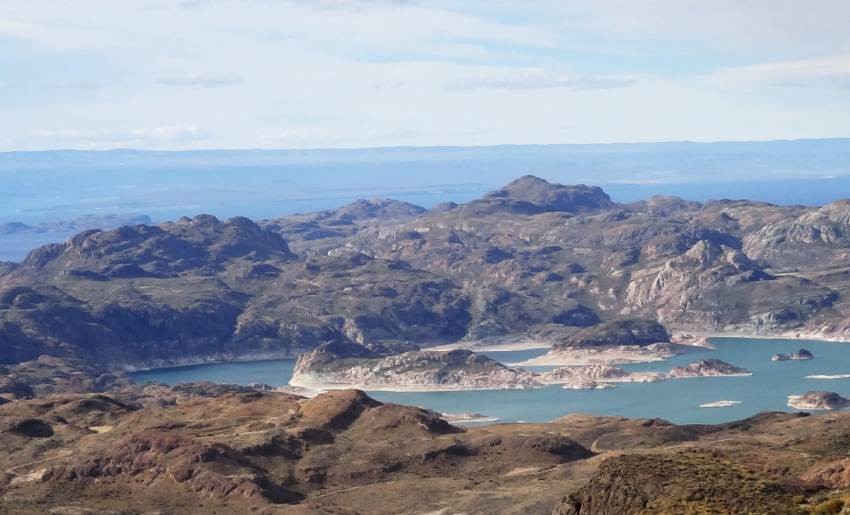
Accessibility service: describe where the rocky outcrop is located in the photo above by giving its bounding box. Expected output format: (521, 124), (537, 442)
(483, 175), (617, 214)
(623, 239), (773, 326)
(552, 304), (601, 327)
(772, 348), (814, 361)
(554, 319), (670, 350)
(538, 365), (663, 387)
(788, 391), (850, 410)
(291, 344), (541, 390)
(745, 200), (850, 269)
(20, 214), (296, 277)
(666, 359), (751, 378)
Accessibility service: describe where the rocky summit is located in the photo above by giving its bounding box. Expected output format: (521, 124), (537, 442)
(4, 176), (850, 371)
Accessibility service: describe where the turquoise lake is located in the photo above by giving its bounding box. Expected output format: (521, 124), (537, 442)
(129, 337), (850, 425)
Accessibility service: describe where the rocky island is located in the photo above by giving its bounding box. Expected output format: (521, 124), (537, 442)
(536, 359), (751, 390)
(290, 341), (541, 391)
(538, 365), (663, 389)
(772, 348), (814, 361)
(787, 391), (850, 410)
(666, 359), (752, 378)
(520, 318), (682, 366)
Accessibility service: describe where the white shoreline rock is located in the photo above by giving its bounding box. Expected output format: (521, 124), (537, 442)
(440, 412), (499, 425)
(699, 400), (742, 408)
(806, 374), (850, 380)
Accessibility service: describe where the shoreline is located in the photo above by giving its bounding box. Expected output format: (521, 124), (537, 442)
(288, 375), (547, 393)
(120, 352), (299, 373)
(668, 372), (753, 379)
(119, 330), (850, 376)
(696, 330), (850, 344)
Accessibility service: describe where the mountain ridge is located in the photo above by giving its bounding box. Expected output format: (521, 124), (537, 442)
(2, 175), (850, 369)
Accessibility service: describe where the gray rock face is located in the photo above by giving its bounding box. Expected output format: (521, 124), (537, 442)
(745, 200), (850, 269)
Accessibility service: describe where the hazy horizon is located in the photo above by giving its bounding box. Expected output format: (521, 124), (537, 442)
(3, 135), (850, 154)
(2, 139), (849, 261)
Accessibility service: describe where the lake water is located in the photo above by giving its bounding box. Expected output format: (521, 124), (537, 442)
(0, 232), (78, 262)
(129, 337), (850, 425)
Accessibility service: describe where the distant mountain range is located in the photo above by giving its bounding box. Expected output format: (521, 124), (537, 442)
(0, 214), (151, 235)
(3, 139), (849, 183)
(1, 140), (850, 224)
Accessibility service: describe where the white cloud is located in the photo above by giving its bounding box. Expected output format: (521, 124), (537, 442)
(52, 80), (101, 90)
(0, 18), (106, 50)
(1, 1), (849, 150)
(156, 72), (245, 87)
(445, 70), (636, 92)
(712, 54), (850, 85)
(258, 127), (420, 148)
(31, 125), (212, 149)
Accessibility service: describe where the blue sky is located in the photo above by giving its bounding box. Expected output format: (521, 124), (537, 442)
(1, 0), (849, 150)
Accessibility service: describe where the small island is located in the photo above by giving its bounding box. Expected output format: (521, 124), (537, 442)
(538, 364), (663, 388)
(290, 341), (541, 391)
(771, 348), (814, 361)
(787, 391), (850, 410)
(666, 359), (752, 379)
(518, 318), (683, 366)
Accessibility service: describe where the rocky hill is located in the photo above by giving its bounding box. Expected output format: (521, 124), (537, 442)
(3, 175), (850, 369)
(554, 319), (670, 349)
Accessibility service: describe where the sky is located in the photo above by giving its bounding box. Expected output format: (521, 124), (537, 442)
(1, 0), (850, 151)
